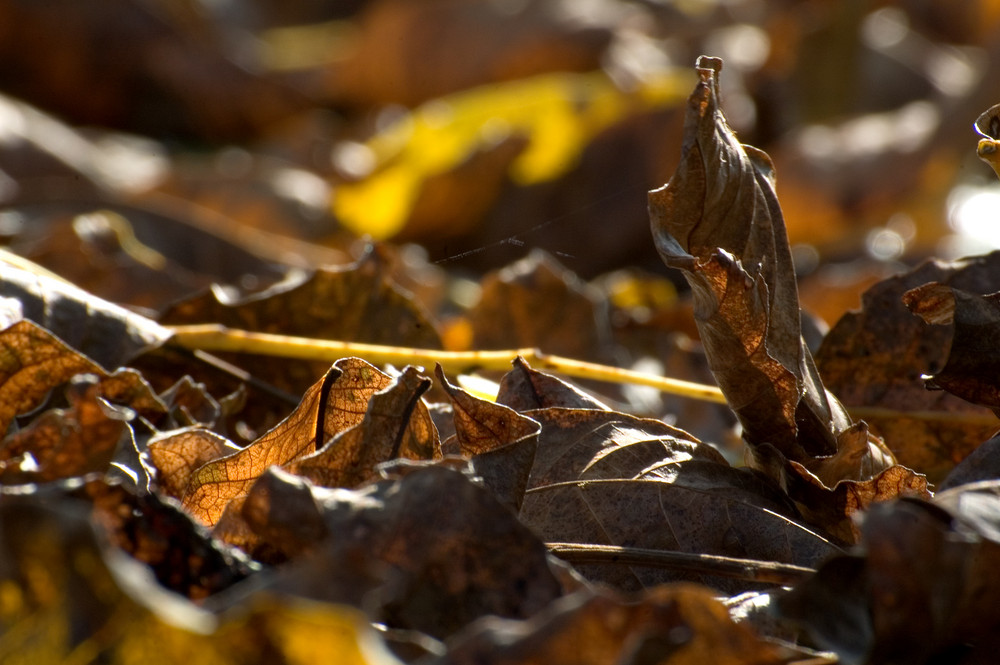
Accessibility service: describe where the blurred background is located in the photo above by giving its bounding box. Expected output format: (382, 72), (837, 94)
(0, 0), (1000, 296)
(1, 0), (999, 422)
(1, 0), (998, 311)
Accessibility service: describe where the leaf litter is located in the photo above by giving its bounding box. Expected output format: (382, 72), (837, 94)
(2, 49), (1000, 665)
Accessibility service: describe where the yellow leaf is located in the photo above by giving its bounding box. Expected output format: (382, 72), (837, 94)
(333, 69), (693, 239)
(239, 596), (402, 665)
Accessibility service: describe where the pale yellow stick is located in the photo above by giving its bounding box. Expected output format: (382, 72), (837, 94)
(166, 324), (1000, 425)
(166, 324), (727, 403)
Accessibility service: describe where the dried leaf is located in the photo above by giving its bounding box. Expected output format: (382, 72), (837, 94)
(211, 470), (388, 601)
(313, 357), (396, 435)
(0, 375), (128, 483)
(419, 104), (690, 278)
(160, 246), (441, 395)
(10, 209), (218, 311)
(646, 57), (929, 543)
(817, 253), (1000, 483)
(511, 389), (819, 591)
(470, 250), (617, 364)
(0, 491), (217, 662)
(975, 103), (1000, 180)
(242, 468), (326, 546)
(779, 455), (930, 544)
(0, 1), (307, 141)
(523, 407), (720, 489)
(326, 2), (609, 107)
(0, 488), (403, 664)
(0, 331), (167, 484)
(638, 459), (800, 519)
(0, 320), (110, 433)
(437, 365), (539, 457)
(148, 427), (243, 500)
(174, 358), (438, 525)
(331, 67), (690, 244)
(777, 487), (1000, 663)
(211, 495), (261, 560)
(648, 56), (880, 474)
(0, 263), (170, 369)
(438, 584), (791, 665)
(73, 478), (254, 600)
(215, 468), (330, 564)
(435, 365), (540, 511)
(40, 203), (293, 308)
(151, 155), (349, 267)
(160, 246), (440, 350)
(497, 356), (611, 411)
(521, 477), (838, 593)
(175, 362), (346, 525)
(938, 433), (1000, 491)
(95, 367), (170, 417)
(286, 365), (440, 488)
(904, 283), (1000, 411)
(157, 376), (224, 428)
(249, 463), (565, 640)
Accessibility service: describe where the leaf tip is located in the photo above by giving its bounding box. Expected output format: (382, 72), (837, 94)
(974, 103), (1000, 140)
(974, 104), (1000, 179)
(695, 55), (723, 76)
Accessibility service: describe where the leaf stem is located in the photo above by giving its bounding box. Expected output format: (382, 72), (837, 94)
(546, 542), (815, 586)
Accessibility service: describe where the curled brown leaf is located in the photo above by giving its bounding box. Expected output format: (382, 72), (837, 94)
(647, 57), (920, 540)
(904, 283), (1000, 412)
(648, 56), (867, 467)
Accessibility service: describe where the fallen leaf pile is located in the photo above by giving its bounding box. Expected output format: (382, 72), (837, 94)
(4, 3), (1000, 664)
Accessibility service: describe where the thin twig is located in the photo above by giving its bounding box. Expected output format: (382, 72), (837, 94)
(165, 324), (728, 404)
(546, 542), (815, 586)
(165, 324), (1000, 426)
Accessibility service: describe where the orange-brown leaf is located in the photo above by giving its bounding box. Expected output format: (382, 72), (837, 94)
(178, 363), (342, 525)
(435, 364), (540, 510)
(0, 375), (126, 483)
(445, 584), (790, 665)
(148, 427), (242, 501)
(285, 365), (439, 488)
(0, 320), (106, 434)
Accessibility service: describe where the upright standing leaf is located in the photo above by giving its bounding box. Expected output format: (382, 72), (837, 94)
(975, 103), (1000, 180)
(647, 57), (923, 541)
(648, 56), (849, 464)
